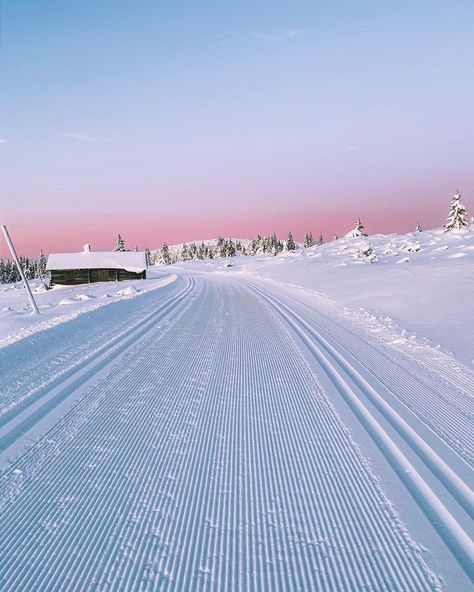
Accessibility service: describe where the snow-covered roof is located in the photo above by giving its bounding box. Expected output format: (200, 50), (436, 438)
(47, 248), (147, 273)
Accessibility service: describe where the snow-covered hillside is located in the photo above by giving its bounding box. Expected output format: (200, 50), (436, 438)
(166, 226), (474, 367)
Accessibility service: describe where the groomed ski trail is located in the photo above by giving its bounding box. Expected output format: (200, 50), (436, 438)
(1, 276), (470, 590)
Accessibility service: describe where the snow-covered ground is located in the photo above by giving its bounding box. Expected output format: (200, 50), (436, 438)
(0, 274), (177, 348)
(171, 226), (474, 367)
(1, 226), (473, 591)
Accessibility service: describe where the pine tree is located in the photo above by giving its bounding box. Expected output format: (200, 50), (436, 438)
(189, 242), (198, 260)
(415, 223), (422, 232)
(180, 243), (190, 261)
(303, 232), (314, 248)
(317, 233), (324, 246)
(197, 242), (205, 260)
(36, 250), (47, 278)
(350, 218), (367, 237)
(444, 190), (468, 231)
(114, 234), (125, 251)
(226, 239), (236, 257)
(286, 230), (296, 251)
(159, 242), (171, 265)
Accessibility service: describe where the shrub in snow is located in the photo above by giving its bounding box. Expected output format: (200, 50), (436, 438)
(415, 223), (422, 232)
(34, 282), (50, 293)
(355, 244), (377, 262)
(444, 190), (468, 231)
(402, 242), (421, 253)
(59, 298), (77, 305)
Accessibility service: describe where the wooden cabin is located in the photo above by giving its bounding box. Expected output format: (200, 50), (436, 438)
(46, 245), (147, 286)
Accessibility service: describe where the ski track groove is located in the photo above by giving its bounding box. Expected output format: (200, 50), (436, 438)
(0, 280), (196, 456)
(275, 285), (474, 466)
(0, 279), (183, 414)
(0, 277), (449, 590)
(245, 280), (473, 581)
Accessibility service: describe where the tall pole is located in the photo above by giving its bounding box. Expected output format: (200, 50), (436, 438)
(1, 225), (40, 314)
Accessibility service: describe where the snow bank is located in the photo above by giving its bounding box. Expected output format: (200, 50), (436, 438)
(0, 274), (177, 348)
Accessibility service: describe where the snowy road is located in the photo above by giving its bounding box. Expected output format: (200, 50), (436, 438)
(1, 275), (473, 590)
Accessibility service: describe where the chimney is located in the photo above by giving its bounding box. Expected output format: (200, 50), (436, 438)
(83, 244), (91, 253)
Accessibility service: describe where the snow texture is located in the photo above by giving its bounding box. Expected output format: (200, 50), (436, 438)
(47, 249), (147, 273)
(1, 225), (473, 591)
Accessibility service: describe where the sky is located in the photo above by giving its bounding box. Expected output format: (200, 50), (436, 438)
(1, 0), (473, 255)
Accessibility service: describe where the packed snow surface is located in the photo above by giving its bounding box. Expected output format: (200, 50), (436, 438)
(0, 227), (473, 591)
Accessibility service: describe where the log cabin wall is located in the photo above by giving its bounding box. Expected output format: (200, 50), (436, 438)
(49, 268), (146, 285)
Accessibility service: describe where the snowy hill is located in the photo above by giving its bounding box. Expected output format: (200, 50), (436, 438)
(167, 225), (474, 366)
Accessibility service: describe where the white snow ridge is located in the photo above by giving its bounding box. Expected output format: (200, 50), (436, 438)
(0, 225), (473, 591)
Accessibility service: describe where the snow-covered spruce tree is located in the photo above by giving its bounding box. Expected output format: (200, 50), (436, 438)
(415, 223), (422, 232)
(286, 230), (296, 251)
(4, 259), (20, 283)
(159, 242), (171, 265)
(303, 232), (314, 248)
(114, 234), (125, 251)
(22, 257), (35, 280)
(180, 243), (191, 262)
(444, 190), (468, 231)
(226, 239), (236, 257)
(270, 232), (283, 255)
(189, 242), (198, 260)
(36, 250), (47, 279)
(333, 234), (338, 241)
(317, 233), (324, 246)
(197, 242), (205, 260)
(346, 218), (367, 238)
(250, 235), (261, 255)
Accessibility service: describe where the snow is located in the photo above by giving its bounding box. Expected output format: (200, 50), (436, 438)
(46, 249), (147, 273)
(170, 226), (474, 366)
(0, 274), (177, 349)
(1, 225), (473, 590)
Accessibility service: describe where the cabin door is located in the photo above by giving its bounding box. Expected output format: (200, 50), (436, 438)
(98, 270), (108, 282)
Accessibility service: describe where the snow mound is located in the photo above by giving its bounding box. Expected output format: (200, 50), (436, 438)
(116, 286), (139, 296)
(76, 294), (96, 301)
(58, 298), (77, 305)
(33, 283), (50, 293)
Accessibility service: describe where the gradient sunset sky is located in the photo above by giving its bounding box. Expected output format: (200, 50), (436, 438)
(1, 0), (473, 255)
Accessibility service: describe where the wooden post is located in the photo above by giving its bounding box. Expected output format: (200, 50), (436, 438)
(1, 225), (40, 314)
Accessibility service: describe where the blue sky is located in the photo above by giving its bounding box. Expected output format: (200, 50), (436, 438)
(1, 1), (473, 253)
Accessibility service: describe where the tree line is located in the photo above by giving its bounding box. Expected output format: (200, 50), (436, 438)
(0, 253), (47, 284)
(0, 190), (469, 281)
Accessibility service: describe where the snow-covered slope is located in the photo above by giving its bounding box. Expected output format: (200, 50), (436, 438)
(168, 226), (474, 367)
